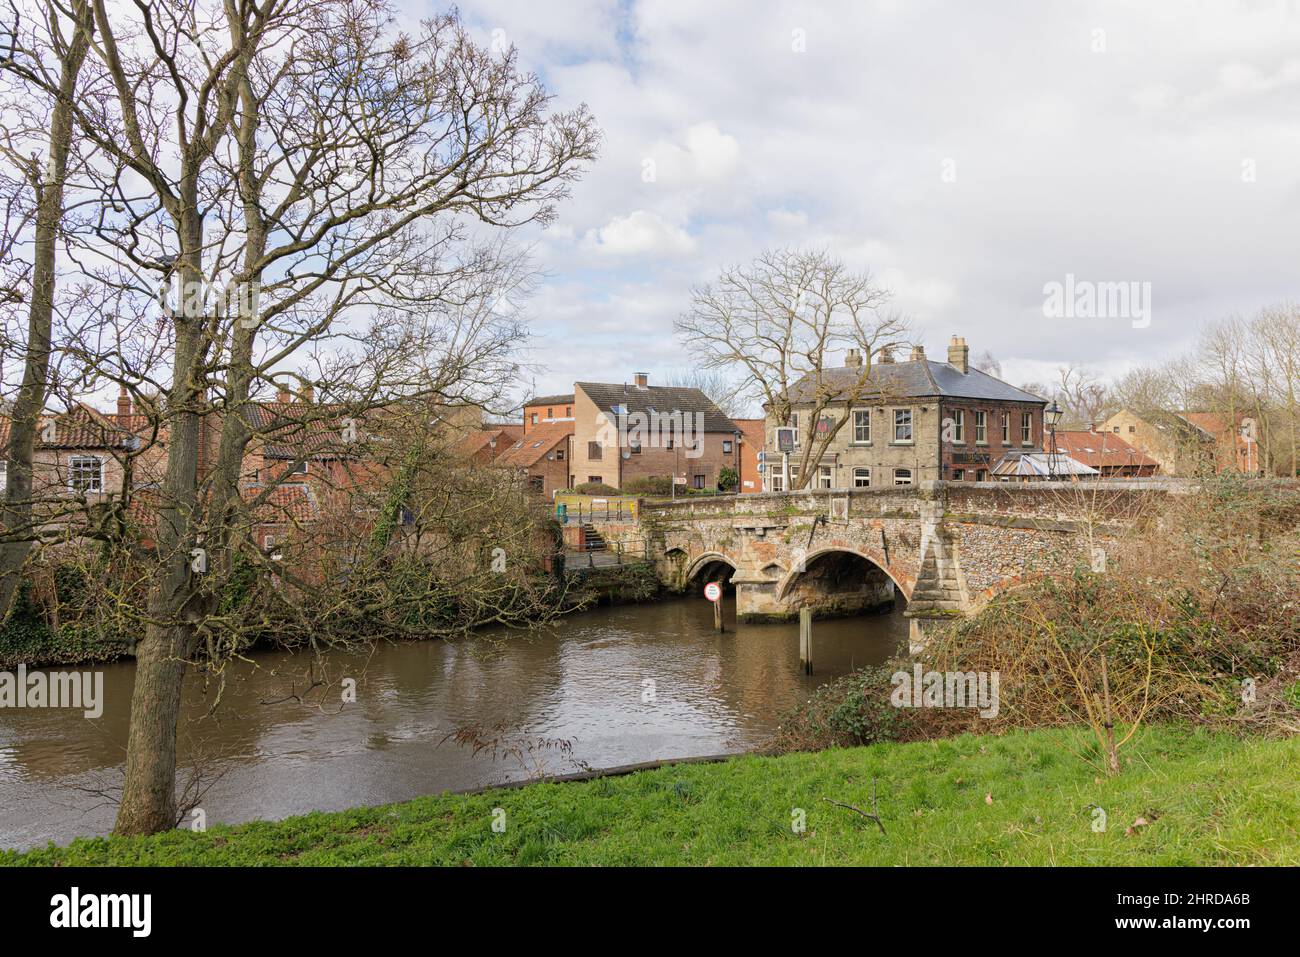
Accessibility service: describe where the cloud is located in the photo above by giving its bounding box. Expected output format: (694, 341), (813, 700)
(582, 210), (695, 256)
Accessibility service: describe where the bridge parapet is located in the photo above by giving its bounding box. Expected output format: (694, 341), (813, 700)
(639, 482), (1167, 648)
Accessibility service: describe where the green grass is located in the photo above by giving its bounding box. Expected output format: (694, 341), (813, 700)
(5, 725), (1298, 866)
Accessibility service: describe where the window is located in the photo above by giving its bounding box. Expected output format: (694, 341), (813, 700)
(975, 411), (987, 444)
(291, 460), (308, 474)
(587, 475), (602, 484)
(1002, 413), (1011, 444)
(1113, 426), (1120, 433)
(976, 469), (989, 481)
(530, 413), (538, 425)
(893, 409), (913, 442)
(853, 409), (871, 443)
(953, 469), (965, 481)
(69, 456), (103, 492)
(588, 441), (602, 460)
(556, 447), (565, 461)
(692, 474), (705, 489)
(546, 407), (553, 419)
(769, 472), (785, 492)
(723, 440), (733, 453)
(666, 437), (674, 450)
(818, 465), (833, 489)
(786, 413), (799, 447)
(951, 410), (965, 443)
(1021, 412), (1032, 444)
(565, 406), (572, 417)
(1128, 425), (1135, 433)
(629, 441), (641, 454)
(893, 468), (913, 486)
(529, 475), (544, 492)
(853, 467), (871, 488)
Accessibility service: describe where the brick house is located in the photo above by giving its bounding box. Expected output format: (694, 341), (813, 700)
(522, 393), (574, 434)
(456, 424), (524, 465)
(766, 336), (1047, 490)
(1098, 408), (1217, 476)
(494, 420), (574, 497)
(572, 374), (741, 490)
(733, 418), (766, 493)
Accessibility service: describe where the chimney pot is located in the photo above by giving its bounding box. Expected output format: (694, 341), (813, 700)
(634, 372), (648, 388)
(277, 384), (292, 404)
(878, 347), (894, 364)
(301, 384), (314, 404)
(909, 344), (926, 362)
(844, 348), (862, 368)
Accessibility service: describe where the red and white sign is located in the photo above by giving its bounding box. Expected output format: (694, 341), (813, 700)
(704, 582), (722, 603)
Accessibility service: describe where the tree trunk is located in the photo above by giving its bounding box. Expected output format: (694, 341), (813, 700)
(0, 3), (92, 619)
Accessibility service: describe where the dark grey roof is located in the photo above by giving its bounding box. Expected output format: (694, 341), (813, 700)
(523, 393), (574, 407)
(787, 359), (1047, 405)
(575, 382), (737, 433)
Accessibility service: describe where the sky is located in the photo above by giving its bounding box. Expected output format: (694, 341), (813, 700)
(404, 0), (1300, 408)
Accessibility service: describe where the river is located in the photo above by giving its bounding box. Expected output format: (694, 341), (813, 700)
(0, 595), (908, 850)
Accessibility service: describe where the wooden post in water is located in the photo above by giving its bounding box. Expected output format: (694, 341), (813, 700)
(799, 607), (812, 675)
(713, 587), (723, 633)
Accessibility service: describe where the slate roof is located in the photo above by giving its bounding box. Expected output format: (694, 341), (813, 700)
(575, 382), (738, 433)
(786, 359), (1047, 406)
(1054, 430), (1159, 470)
(495, 420), (573, 467)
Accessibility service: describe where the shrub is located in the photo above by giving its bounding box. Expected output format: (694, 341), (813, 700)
(572, 482), (622, 496)
(622, 475), (672, 496)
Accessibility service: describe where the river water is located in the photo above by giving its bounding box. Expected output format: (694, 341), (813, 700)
(0, 596), (908, 850)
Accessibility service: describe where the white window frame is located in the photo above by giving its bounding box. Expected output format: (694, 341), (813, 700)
(1021, 412), (1033, 445)
(818, 465), (833, 489)
(951, 409), (965, 444)
(722, 439), (733, 453)
(68, 455), (103, 493)
(893, 467), (914, 486)
(893, 409), (913, 444)
(975, 410), (987, 444)
(769, 472), (785, 493)
(1002, 412), (1011, 445)
(852, 408), (871, 444)
(853, 467), (871, 488)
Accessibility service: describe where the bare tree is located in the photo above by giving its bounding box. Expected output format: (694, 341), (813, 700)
(662, 366), (750, 418)
(1055, 363), (1110, 430)
(676, 247), (908, 489)
(6, 0), (597, 835)
(0, 0), (94, 619)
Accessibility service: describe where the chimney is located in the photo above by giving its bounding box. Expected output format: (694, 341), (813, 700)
(878, 347), (895, 364)
(301, 384), (314, 404)
(947, 335), (969, 374)
(844, 348), (862, 368)
(634, 372), (648, 388)
(277, 383), (292, 404)
(909, 344), (926, 362)
(116, 385), (132, 426)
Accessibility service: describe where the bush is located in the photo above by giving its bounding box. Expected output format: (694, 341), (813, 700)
(622, 475), (672, 496)
(718, 466), (738, 491)
(572, 482), (622, 496)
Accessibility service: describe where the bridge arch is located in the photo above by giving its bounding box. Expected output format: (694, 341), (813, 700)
(776, 546), (912, 604)
(683, 550), (738, 586)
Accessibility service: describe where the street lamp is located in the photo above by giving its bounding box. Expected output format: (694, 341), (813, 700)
(1044, 400), (1063, 480)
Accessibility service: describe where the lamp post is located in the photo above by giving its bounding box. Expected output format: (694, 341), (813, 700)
(1044, 400), (1064, 480)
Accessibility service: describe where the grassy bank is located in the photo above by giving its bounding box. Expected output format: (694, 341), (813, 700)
(6, 725), (1297, 865)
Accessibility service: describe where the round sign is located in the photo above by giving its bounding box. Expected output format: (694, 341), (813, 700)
(704, 582), (722, 603)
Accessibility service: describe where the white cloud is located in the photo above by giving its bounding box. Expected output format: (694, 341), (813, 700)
(582, 210), (695, 257)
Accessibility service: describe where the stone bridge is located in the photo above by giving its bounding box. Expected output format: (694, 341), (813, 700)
(624, 481), (1172, 648)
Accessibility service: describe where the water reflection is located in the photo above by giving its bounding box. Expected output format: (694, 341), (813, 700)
(0, 596), (906, 849)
